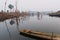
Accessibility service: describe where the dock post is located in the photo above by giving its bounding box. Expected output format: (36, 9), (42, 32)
(51, 32), (53, 40)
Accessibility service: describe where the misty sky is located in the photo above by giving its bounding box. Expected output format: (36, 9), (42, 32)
(0, 0), (60, 12)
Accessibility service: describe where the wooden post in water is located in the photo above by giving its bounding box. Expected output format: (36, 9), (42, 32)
(4, 0), (7, 11)
(15, 0), (17, 12)
(51, 32), (53, 40)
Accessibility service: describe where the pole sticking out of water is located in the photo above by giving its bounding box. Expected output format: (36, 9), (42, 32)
(51, 32), (53, 40)
(4, 0), (7, 11)
(15, 0), (17, 12)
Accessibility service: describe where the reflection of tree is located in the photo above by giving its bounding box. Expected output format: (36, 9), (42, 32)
(37, 13), (42, 20)
(20, 15), (30, 24)
(15, 17), (20, 32)
(22, 16), (30, 21)
(15, 17), (20, 40)
(10, 20), (15, 25)
(32, 13), (34, 16)
(5, 21), (11, 40)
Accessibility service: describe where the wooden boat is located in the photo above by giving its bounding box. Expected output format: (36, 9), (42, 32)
(20, 29), (60, 40)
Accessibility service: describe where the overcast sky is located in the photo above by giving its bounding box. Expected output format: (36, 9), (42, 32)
(0, 0), (60, 12)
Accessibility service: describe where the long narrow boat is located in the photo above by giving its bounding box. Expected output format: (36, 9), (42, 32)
(20, 29), (60, 40)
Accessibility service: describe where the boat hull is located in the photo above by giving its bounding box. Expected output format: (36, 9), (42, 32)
(20, 32), (51, 40)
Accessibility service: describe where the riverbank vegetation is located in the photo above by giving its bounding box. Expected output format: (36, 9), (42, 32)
(0, 11), (29, 21)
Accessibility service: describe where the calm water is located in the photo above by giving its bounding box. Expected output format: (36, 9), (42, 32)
(0, 13), (60, 40)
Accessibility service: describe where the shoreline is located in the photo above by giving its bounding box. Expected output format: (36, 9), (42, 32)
(0, 12), (29, 21)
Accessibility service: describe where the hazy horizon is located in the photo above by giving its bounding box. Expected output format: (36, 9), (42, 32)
(0, 0), (60, 12)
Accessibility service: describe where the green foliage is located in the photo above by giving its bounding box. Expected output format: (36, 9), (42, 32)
(8, 4), (14, 9)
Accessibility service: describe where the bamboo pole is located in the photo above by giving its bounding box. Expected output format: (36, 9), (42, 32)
(15, 0), (17, 12)
(51, 32), (53, 40)
(4, 0), (7, 11)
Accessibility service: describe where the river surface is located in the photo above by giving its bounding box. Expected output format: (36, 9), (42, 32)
(0, 14), (60, 40)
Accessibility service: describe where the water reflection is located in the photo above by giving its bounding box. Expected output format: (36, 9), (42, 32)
(2, 13), (44, 40)
(37, 13), (42, 20)
(32, 13), (34, 16)
(15, 17), (20, 40)
(5, 21), (11, 40)
(15, 17), (20, 31)
(1, 13), (59, 40)
(10, 20), (15, 25)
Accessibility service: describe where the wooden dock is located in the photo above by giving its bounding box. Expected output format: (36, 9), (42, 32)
(20, 29), (60, 40)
